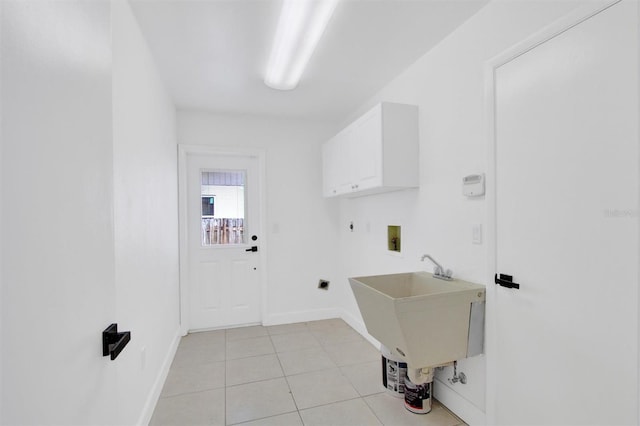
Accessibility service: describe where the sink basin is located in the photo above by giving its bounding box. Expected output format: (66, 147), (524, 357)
(349, 272), (485, 368)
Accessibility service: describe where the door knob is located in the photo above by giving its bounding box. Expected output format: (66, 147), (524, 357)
(102, 323), (131, 360)
(494, 273), (520, 289)
(246, 246), (258, 252)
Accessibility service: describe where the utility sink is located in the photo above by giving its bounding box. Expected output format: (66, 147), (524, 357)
(349, 272), (485, 369)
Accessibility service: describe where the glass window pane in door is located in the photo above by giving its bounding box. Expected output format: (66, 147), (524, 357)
(201, 170), (246, 246)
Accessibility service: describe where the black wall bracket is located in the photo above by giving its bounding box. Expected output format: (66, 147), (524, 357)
(102, 323), (131, 360)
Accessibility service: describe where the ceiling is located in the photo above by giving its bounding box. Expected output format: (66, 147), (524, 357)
(130, 0), (488, 122)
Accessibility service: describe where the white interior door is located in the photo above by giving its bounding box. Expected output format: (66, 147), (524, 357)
(492, 1), (638, 424)
(185, 152), (263, 330)
(2, 1), (119, 423)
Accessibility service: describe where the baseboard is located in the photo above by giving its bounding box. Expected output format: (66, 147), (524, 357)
(433, 377), (486, 425)
(137, 327), (181, 426)
(189, 322), (261, 333)
(263, 307), (340, 326)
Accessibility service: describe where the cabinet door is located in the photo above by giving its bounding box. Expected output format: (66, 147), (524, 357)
(322, 130), (352, 197)
(335, 127), (355, 194)
(351, 106), (382, 191)
(321, 137), (339, 197)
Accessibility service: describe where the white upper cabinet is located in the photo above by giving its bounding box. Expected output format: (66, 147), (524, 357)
(322, 102), (419, 198)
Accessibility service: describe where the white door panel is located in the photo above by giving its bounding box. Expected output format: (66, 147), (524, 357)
(493, 1), (638, 424)
(198, 261), (223, 310)
(186, 153), (262, 330)
(2, 1), (119, 423)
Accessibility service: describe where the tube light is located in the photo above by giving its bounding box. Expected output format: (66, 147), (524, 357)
(264, 0), (338, 90)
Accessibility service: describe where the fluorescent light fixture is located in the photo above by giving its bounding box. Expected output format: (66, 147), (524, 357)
(265, 0), (338, 90)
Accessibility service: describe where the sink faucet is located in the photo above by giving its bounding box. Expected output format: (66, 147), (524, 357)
(421, 254), (453, 280)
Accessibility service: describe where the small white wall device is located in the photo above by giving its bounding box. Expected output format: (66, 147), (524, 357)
(462, 174), (485, 197)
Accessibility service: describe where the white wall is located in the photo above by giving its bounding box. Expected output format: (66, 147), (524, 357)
(332, 1), (588, 424)
(1, 1), (119, 423)
(112, 1), (180, 424)
(178, 112), (340, 325)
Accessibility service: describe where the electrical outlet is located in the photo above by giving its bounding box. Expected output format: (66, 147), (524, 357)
(140, 346), (146, 371)
(318, 279), (330, 290)
(472, 224), (483, 244)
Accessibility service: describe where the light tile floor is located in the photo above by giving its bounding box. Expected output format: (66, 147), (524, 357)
(151, 319), (466, 426)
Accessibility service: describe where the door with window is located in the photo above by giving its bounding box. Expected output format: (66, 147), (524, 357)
(184, 151), (263, 330)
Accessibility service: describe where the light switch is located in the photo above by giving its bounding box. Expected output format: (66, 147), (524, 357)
(472, 224), (482, 244)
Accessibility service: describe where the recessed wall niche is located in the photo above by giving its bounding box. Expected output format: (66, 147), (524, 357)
(387, 225), (401, 252)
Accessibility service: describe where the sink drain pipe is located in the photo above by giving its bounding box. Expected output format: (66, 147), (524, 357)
(404, 367), (434, 414)
(407, 366), (433, 385)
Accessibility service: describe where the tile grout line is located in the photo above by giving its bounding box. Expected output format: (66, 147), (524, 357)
(297, 395), (371, 415)
(362, 394), (387, 426)
(337, 362), (379, 399)
(161, 383), (227, 400)
(226, 350), (280, 363)
(160, 336), (226, 400)
(226, 409), (300, 426)
(154, 320), (407, 425)
(283, 362), (341, 379)
(225, 357), (284, 388)
(271, 333), (303, 418)
(284, 353), (384, 421)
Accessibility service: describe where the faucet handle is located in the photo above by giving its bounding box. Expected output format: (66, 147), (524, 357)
(433, 265), (443, 276)
(444, 269), (453, 279)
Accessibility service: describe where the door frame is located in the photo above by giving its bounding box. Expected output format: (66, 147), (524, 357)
(483, 1), (624, 423)
(177, 144), (268, 335)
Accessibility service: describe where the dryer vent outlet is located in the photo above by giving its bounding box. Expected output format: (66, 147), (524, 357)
(318, 280), (330, 290)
